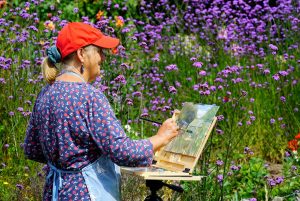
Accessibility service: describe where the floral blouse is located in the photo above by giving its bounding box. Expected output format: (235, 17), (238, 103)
(24, 81), (153, 200)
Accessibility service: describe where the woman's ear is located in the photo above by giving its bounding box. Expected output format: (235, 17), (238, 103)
(76, 48), (85, 63)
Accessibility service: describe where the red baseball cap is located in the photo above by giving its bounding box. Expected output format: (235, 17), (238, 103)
(56, 22), (120, 59)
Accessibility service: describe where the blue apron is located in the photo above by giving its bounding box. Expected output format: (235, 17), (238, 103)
(47, 156), (121, 201)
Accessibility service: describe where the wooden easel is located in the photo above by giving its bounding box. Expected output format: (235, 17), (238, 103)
(121, 117), (217, 200)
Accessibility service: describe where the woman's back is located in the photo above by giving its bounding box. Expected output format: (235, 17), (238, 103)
(33, 81), (101, 170)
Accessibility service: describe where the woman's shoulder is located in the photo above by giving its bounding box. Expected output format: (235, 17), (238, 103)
(87, 86), (107, 101)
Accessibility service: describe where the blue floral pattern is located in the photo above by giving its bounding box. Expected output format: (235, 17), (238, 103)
(24, 81), (153, 200)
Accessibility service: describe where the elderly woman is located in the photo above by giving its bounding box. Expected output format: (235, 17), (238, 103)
(24, 22), (179, 201)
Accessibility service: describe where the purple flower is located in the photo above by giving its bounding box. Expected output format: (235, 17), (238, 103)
(249, 198), (257, 201)
(174, 81), (181, 88)
(244, 147), (250, 153)
(132, 91), (142, 97)
(199, 70), (206, 76)
(241, 90), (248, 96)
(272, 74), (280, 80)
(263, 69), (270, 74)
(126, 98), (133, 106)
(152, 54), (160, 62)
(9, 111), (15, 116)
(275, 176), (284, 184)
(270, 119), (275, 124)
(267, 177), (276, 187)
(280, 96), (286, 102)
(278, 71), (288, 76)
(73, 7), (79, 13)
(141, 108), (149, 117)
(217, 174), (223, 183)
(216, 160), (224, 166)
(3, 144), (9, 150)
(165, 64), (178, 71)
(17, 107), (24, 112)
(168, 86), (177, 94)
(16, 184), (24, 190)
(285, 151), (290, 157)
(269, 44), (278, 51)
(230, 165), (240, 171)
(280, 124), (286, 129)
(193, 61), (203, 68)
(216, 129), (224, 135)
(217, 115), (224, 121)
(291, 165), (297, 171)
(114, 75), (127, 85)
(0, 78), (6, 84)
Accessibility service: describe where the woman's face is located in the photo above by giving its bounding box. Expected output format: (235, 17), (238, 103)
(83, 45), (105, 82)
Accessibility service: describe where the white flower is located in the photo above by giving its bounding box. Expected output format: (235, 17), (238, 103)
(124, 124), (131, 132)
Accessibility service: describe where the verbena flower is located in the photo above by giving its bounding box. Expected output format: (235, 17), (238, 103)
(267, 177), (276, 187)
(199, 70), (206, 76)
(216, 160), (224, 166)
(16, 184), (24, 190)
(269, 44), (278, 51)
(217, 174), (223, 183)
(193, 61), (203, 68)
(270, 119), (275, 124)
(168, 86), (177, 94)
(275, 176), (284, 184)
(165, 64), (178, 71)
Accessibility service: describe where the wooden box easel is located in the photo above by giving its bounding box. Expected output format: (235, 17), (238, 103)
(121, 117), (217, 181)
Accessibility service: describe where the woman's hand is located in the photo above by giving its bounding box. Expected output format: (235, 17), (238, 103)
(149, 117), (180, 151)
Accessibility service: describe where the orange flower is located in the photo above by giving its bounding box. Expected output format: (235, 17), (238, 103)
(0, 0), (6, 9)
(96, 10), (104, 20)
(44, 21), (55, 31)
(115, 16), (124, 27)
(111, 47), (118, 54)
(288, 139), (298, 151)
(295, 133), (300, 140)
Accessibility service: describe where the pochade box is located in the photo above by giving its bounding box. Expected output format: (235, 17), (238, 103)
(121, 103), (219, 181)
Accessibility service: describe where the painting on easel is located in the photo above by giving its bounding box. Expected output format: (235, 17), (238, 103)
(164, 103), (219, 157)
(121, 102), (219, 179)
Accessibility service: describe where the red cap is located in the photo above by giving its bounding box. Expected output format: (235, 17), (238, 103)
(56, 22), (120, 59)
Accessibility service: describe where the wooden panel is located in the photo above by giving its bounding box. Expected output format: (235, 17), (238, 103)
(153, 117), (217, 173)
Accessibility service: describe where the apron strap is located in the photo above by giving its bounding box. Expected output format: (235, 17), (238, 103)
(46, 163), (81, 201)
